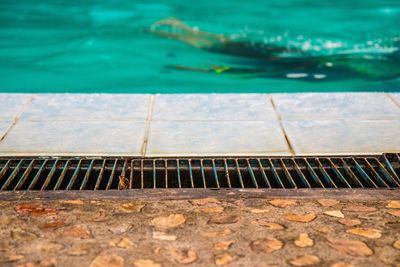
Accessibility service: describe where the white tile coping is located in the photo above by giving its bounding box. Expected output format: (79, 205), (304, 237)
(272, 93), (400, 120)
(390, 93), (400, 107)
(152, 94), (275, 121)
(20, 94), (150, 121)
(0, 92), (399, 156)
(0, 94), (32, 120)
(0, 120), (13, 140)
(0, 120), (146, 156)
(283, 120), (400, 155)
(146, 120), (291, 157)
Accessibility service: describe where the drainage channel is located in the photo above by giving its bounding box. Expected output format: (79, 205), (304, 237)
(0, 154), (399, 191)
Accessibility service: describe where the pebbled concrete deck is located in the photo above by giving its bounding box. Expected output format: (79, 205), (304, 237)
(0, 93), (399, 157)
(1, 195), (400, 267)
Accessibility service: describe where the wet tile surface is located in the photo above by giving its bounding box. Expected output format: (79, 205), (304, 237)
(0, 120), (146, 156)
(153, 94), (275, 121)
(0, 94), (31, 119)
(284, 120), (400, 155)
(146, 120), (290, 156)
(273, 93), (400, 120)
(21, 94), (150, 121)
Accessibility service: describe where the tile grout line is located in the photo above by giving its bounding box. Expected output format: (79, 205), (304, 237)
(386, 93), (400, 109)
(0, 96), (34, 142)
(269, 95), (295, 156)
(140, 95), (155, 157)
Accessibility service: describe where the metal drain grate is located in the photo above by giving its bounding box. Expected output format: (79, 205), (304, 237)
(0, 154), (399, 191)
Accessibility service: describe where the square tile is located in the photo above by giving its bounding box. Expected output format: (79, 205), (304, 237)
(283, 120), (400, 155)
(0, 120), (146, 156)
(153, 94), (275, 121)
(273, 93), (400, 120)
(146, 120), (290, 156)
(21, 94), (150, 121)
(0, 94), (31, 119)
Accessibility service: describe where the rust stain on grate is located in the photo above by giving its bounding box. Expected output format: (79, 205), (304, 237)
(0, 154), (399, 191)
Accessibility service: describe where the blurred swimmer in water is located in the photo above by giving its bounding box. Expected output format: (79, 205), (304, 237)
(150, 18), (400, 81)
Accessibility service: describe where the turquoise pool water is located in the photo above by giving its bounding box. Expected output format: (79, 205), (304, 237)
(0, 0), (399, 93)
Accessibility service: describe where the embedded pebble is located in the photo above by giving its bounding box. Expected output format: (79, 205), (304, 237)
(63, 225), (92, 239)
(324, 210), (344, 218)
(251, 237), (283, 253)
(67, 241), (97, 256)
(394, 240), (400, 250)
(0, 254), (25, 263)
(14, 204), (59, 216)
(327, 237), (373, 256)
(134, 259), (161, 267)
(89, 254), (124, 267)
(387, 210), (400, 217)
(38, 242), (64, 253)
(198, 207), (224, 213)
(294, 233), (314, 248)
(330, 263), (355, 267)
(269, 199), (297, 207)
(201, 229), (232, 238)
(386, 200), (400, 209)
(286, 213), (316, 222)
(152, 231), (177, 241)
(346, 228), (382, 239)
(338, 218), (361, 227)
(40, 219), (64, 230)
(208, 214), (239, 224)
(214, 241), (234, 250)
(289, 255), (320, 266)
(108, 223), (131, 234)
(110, 238), (134, 249)
(251, 220), (285, 230)
(215, 253), (236, 266)
(16, 258), (57, 267)
(120, 202), (145, 213)
(92, 211), (109, 222)
(249, 209), (270, 214)
(68, 247), (89, 256)
(11, 229), (37, 241)
(151, 214), (186, 228)
(62, 199), (84, 205)
(317, 199), (339, 207)
(161, 246), (197, 264)
(190, 198), (220, 206)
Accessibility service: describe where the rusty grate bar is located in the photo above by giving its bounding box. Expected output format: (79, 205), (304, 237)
(0, 154), (399, 191)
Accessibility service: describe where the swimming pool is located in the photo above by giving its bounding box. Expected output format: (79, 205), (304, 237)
(0, 0), (399, 93)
